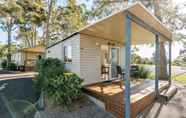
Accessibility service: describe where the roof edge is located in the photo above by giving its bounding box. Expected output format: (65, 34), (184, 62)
(47, 32), (79, 49)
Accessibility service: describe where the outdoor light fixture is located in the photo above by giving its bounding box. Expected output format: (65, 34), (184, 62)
(96, 42), (100, 46)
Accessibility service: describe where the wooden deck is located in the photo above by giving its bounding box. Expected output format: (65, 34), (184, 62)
(83, 79), (169, 118)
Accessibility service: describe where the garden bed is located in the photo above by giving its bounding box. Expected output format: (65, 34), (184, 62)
(34, 97), (115, 118)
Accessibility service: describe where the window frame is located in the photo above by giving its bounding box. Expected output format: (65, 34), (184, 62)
(63, 45), (72, 63)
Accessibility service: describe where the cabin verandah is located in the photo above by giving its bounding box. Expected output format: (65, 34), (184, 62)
(84, 79), (169, 118)
(81, 3), (173, 118)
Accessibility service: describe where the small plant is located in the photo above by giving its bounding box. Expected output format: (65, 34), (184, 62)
(8, 62), (17, 71)
(1, 60), (7, 69)
(130, 65), (150, 79)
(1, 60), (17, 71)
(138, 66), (150, 79)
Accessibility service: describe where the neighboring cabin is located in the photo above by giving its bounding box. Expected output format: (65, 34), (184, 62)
(12, 45), (45, 71)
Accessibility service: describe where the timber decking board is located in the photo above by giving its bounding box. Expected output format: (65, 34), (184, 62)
(84, 79), (169, 118)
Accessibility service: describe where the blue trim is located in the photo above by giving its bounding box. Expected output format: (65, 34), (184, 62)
(124, 15), (131, 118)
(169, 41), (172, 85)
(155, 35), (160, 95)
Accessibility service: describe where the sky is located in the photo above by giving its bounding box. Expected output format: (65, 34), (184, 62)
(0, 0), (185, 60)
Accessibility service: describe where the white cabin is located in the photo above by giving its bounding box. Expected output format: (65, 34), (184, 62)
(46, 3), (172, 85)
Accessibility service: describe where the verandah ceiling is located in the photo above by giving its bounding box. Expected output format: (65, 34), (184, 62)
(79, 3), (172, 45)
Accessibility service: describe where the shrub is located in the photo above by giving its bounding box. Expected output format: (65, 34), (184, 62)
(1, 60), (17, 71)
(131, 65), (150, 79)
(34, 58), (83, 107)
(36, 58), (65, 78)
(34, 58), (65, 93)
(1, 60), (7, 69)
(138, 66), (150, 79)
(8, 62), (17, 71)
(44, 73), (83, 106)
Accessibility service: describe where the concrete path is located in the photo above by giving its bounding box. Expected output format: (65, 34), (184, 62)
(0, 72), (37, 80)
(144, 82), (186, 118)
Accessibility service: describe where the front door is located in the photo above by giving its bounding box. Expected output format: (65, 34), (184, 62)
(111, 47), (119, 78)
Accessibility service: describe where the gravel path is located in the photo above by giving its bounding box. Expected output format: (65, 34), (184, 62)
(145, 81), (186, 118)
(34, 99), (115, 118)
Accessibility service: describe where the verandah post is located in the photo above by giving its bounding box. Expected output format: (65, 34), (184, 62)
(124, 14), (131, 118)
(169, 41), (172, 85)
(155, 35), (160, 95)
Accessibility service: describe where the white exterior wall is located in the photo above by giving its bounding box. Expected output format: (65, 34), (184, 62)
(47, 33), (125, 85)
(47, 42), (63, 59)
(12, 52), (24, 65)
(79, 34), (125, 85)
(47, 34), (81, 76)
(80, 34), (101, 85)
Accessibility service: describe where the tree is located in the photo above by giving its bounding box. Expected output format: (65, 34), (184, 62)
(0, 43), (19, 59)
(153, 0), (168, 80)
(16, 0), (46, 48)
(174, 41), (186, 67)
(0, 0), (22, 68)
(43, 0), (55, 47)
(46, 0), (87, 45)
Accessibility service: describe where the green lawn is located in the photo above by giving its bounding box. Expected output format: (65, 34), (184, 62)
(147, 72), (186, 85)
(173, 73), (186, 85)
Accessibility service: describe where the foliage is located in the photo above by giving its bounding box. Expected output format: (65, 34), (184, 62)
(16, 0), (46, 48)
(173, 73), (186, 85)
(1, 60), (17, 70)
(34, 58), (83, 107)
(131, 47), (154, 65)
(1, 60), (8, 69)
(44, 73), (83, 106)
(0, 43), (20, 59)
(131, 65), (150, 79)
(8, 62), (17, 71)
(0, 0), (22, 65)
(34, 58), (65, 92)
(47, 0), (88, 44)
(138, 66), (150, 78)
(174, 42), (186, 67)
(148, 72), (155, 79)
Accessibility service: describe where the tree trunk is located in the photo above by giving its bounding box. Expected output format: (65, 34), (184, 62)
(33, 24), (37, 46)
(44, 0), (55, 48)
(31, 24), (37, 47)
(159, 42), (168, 79)
(154, 0), (168, 80)
(7, 27), (11, 69)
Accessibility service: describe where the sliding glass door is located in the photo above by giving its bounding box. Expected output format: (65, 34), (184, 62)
(111, 47), (119, 78)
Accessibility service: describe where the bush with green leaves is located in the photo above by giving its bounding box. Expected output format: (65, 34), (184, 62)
(34, 58), (65, 92)
(1, 60), (17, 70)
(138, 66), (150, 79)
(1, 60), (7, 69)
(131, 65), (150, 79)
(44, 73), (83, 106)
(34, 58), (83, 107)
(8, 62), (17, 71)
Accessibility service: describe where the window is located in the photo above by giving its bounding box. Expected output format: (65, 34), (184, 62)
(64, 45), (72, 63)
